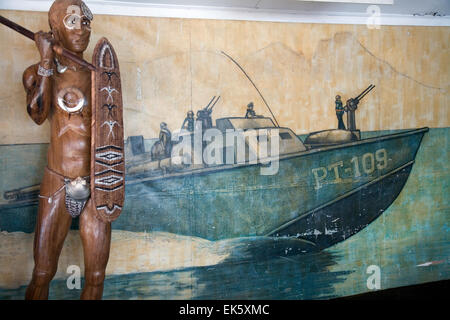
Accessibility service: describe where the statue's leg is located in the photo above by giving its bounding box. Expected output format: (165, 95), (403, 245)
(79, 199), (111, 300)
(25, 168), (72, 300)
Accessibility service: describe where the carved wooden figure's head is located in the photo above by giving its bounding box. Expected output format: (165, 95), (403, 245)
(48, 0), (93, 54)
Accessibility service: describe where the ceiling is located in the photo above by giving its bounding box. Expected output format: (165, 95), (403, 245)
(1, 0), (449, 26)
(98, 0), (450, 16)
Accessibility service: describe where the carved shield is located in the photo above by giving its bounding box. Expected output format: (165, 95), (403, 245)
(91, 38), (125, 222)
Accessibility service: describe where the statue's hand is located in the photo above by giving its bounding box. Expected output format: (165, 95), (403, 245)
(34, 31), (55, 65)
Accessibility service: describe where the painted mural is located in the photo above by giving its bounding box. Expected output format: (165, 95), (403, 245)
(0, 10), (448, 299)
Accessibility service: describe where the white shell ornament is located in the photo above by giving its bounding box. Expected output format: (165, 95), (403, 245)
(57, 87), (86, 113)
(66, 177), (91, 200)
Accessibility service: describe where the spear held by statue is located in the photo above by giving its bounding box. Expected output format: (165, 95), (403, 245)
(0, 15), (96, 71)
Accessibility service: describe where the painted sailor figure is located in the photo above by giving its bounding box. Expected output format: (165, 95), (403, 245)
(181, 110), (195, 132)
(245, 102), (257, 118)
(23, 0), (111, 300)
(159, 122), (172, 158)
(335, 95), (346, 130)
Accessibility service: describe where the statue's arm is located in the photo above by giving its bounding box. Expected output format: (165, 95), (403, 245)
(22, 31), (55, 125)
(23, 63), (52, 125)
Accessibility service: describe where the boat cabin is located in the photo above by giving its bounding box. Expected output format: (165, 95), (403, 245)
(126, 117), (307, 175)
(216, 117), (306, 157)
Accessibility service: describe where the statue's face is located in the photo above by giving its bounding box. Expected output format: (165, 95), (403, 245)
(53, 3), (92, 53)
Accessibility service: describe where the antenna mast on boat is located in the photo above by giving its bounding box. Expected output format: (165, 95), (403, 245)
(221, 51), (280, 127)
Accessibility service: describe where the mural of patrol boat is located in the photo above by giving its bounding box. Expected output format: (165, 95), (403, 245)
(1, 97), (428, 251)
(119, 112), (427, 249)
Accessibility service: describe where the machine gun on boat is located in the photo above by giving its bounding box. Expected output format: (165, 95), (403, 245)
(348, 84), (376, 107)
(345, 84), (375, 131)
(197, 96), (220, 129)
(304, 84), (376, 148)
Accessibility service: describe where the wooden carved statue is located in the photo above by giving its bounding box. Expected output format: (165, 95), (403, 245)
(0, 0), (125, 299)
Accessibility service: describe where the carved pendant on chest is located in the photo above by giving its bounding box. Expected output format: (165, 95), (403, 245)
(57, 87), (87, 116)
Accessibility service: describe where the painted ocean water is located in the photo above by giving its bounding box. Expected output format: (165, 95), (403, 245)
(0, 128), (448, 299)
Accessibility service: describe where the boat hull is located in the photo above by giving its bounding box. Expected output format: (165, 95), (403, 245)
(269, 163), (413, 249)
(114, 128), (427, 244)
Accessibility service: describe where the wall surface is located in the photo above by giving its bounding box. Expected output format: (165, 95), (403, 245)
(0, 9), (448, 300)
(0, 10), (448, 144)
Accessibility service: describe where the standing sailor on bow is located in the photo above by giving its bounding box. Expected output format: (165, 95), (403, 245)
(22, 0), (110, 300)
(335, 95), (346, 130)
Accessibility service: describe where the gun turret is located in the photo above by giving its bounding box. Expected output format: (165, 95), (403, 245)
(203, 96), (216, 112)
(207, 96), (221, 112)
(354, 84), (375, 104)
(196, 96), (220, 129)
(344, 84), (375, 132)
(198, 96), (220, 114)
